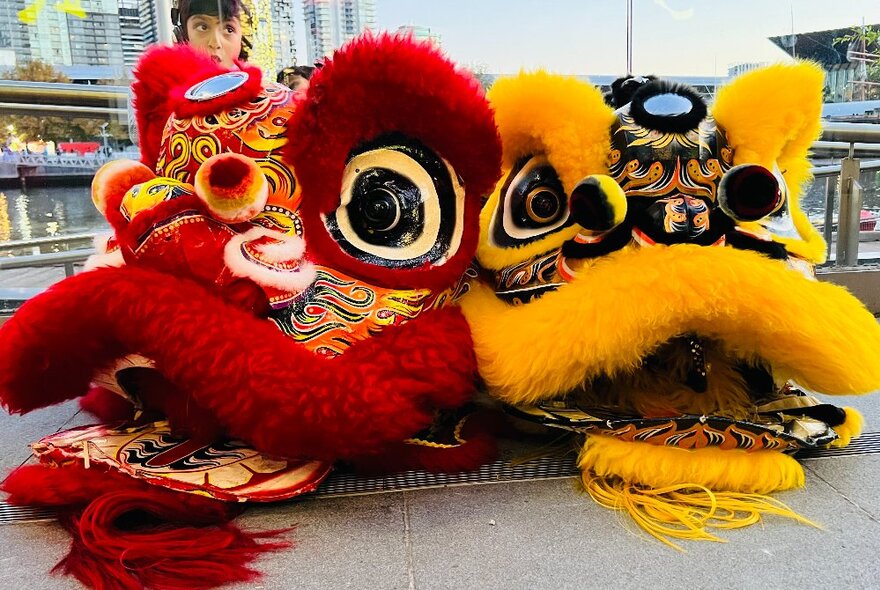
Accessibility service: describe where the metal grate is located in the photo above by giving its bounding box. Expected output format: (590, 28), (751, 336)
(797, 431), (880, 459)
(2, 432), (879, 524)
(311, 453), (580, 499)
(0, 503), (58, 525)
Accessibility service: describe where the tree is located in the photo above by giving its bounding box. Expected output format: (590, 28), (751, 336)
(3, 60), (71, 83)
(834, 26), (880, 100)
(0, 59), (129, 145)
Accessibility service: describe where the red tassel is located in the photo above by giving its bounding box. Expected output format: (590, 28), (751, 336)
(3, 465), (290, 590)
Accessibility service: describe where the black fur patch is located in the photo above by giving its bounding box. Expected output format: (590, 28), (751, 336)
(628, 80), (707, 133)
(606, 75), (658, 109)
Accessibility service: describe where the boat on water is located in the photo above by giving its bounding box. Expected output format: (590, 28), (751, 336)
(811, 209), (880, 232)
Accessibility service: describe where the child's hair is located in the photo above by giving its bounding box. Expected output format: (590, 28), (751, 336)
(277, 65), (315, 85)
(171, 0), (251, 60)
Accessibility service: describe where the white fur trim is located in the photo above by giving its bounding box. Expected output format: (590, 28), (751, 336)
(92, 232), (115, 254)
(224, 227), (315, 293)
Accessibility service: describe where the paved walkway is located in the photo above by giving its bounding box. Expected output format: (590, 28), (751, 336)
(1, 267), (879, 589)
(1, 390), (880, 590)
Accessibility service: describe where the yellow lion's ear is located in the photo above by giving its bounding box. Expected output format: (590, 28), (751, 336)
(712, 61), (823, 186)
(712, 61), (826, 262)
(487, 71), (615, 193)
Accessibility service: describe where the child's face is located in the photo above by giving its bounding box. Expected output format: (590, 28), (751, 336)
(186, 13), (242, 69)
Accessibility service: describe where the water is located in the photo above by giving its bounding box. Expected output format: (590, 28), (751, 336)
(802, 169), (880, 217)
(0, 185), (110, 243)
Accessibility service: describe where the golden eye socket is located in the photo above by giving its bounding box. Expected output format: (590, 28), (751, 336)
(525, 188), (562, 224)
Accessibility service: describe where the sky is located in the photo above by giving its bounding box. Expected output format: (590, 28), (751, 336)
(295, 0), (880, 77)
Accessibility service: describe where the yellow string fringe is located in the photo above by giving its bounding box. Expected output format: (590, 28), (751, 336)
(581, 472), (820, 552)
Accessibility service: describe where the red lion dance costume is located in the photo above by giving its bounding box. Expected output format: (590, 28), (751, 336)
(0, 35), (501, 589)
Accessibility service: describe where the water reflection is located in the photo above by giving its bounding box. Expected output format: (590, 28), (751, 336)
(1, 185), (108, 242)
(0, 194), (10, 242)
(13, 193), (32, 241)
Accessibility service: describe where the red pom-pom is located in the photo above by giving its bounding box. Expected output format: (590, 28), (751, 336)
(195, 153), (269, 223)
(91, 160), (156, 226)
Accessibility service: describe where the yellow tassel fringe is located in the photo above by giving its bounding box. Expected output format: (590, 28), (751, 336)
(581, 472), (819, 551)
(577, 435), (818, 550)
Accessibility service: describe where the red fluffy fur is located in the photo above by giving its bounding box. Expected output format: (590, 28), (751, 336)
(132, 45), (262, 168)
(2, 464), (287, 590)
(0, 267), (477, 461)
(286, 34), (502, 291)
(170, 62), (263, 120)
(353, 410), (502, 474)
(80, 387), (135, 422)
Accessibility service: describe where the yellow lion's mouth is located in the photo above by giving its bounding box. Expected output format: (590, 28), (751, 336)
(461, 243), (880, 452)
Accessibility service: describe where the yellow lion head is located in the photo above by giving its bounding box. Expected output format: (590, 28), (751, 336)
(461, 63), (880, 547)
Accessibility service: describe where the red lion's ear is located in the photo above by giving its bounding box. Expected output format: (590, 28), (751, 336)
(284, 33), (502, 290)
(132, 45), (264, 169)
(132, 45), (219, 168)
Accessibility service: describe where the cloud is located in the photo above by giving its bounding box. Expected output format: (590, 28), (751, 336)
(653, 0), (695, 21)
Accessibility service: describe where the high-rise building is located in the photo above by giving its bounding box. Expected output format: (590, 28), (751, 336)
(303, 0), (374, 65)
(139, 0), (158, 45)
(119, 0), (146, 70)
(271, 0), (296, 70)
(0, 0), (127, 80)
(396, 25), (440, 46)
(0, 0), (31, 68)
(338, 0), (373, 45)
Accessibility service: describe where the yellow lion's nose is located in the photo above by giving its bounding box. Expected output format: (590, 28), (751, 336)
(569, 174), (627, 231)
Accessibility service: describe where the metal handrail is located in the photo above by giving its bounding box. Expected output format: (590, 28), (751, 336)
(0, 248), (93, 277)
(811, 160), (880, 177)
(812, 141), (880, 153)
(0, 123), (877, 274)
(821, 122), (880, 143)
(0, 232), (99, 251)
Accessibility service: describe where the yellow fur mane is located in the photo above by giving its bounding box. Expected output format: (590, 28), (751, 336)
(461, 244), (880, 405)
(712, 62), (826, 262)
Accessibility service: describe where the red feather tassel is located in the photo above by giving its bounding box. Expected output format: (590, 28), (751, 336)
(3, 464), (289, 590)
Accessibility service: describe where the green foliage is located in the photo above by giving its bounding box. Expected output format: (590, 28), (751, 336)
(833, 25), (880, 99)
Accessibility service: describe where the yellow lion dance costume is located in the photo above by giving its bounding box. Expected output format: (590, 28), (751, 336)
(461, 63), (880, 548)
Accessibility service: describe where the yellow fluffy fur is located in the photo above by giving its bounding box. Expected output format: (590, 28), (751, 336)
(579, 339), (753, 419)
(460, 244), (880, 404)
(579, 435), (805, 495)
(712, 62), (826, 262)
(830, 407), (864, 448)
(477, 73), (615, 270)
(488, 72), (614, 192)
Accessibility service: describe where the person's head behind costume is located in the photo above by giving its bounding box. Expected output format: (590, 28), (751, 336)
(172, 0), (250, 68)
(277, 65), (315, 92)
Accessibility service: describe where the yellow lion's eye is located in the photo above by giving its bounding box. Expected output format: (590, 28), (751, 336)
(525, 189), (562, 224)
